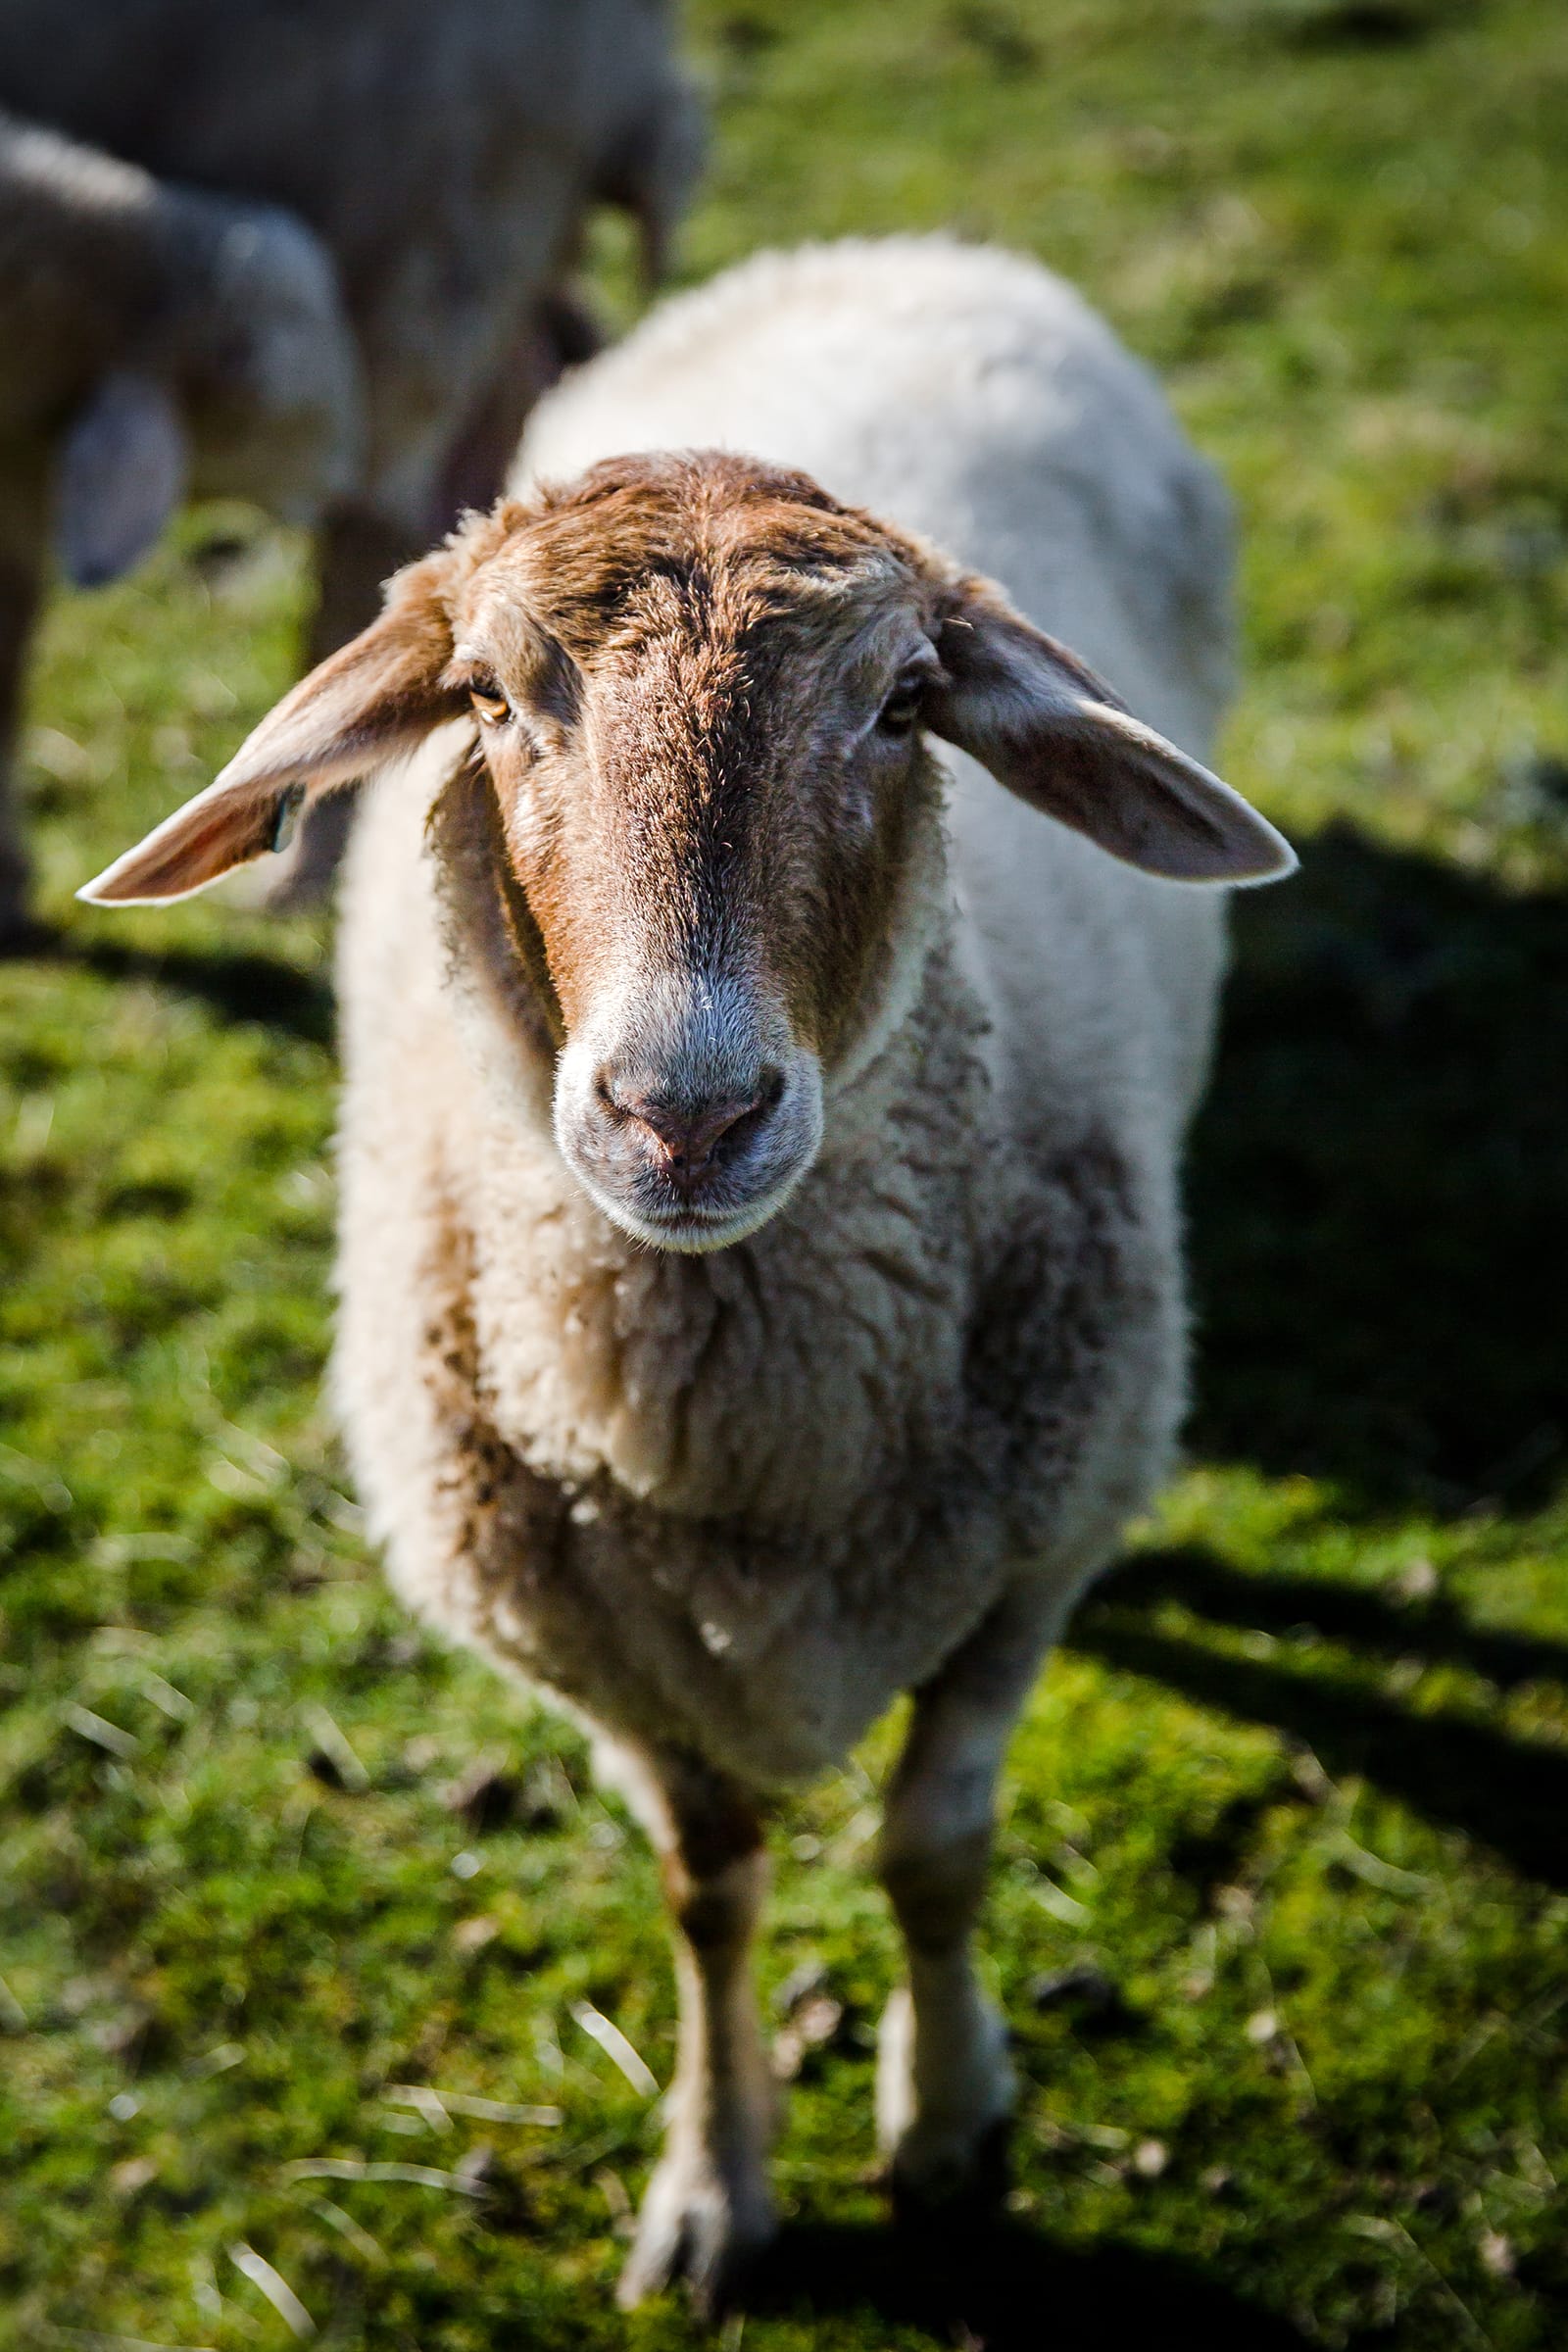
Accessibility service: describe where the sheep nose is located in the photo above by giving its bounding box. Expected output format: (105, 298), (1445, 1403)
(599, 1070), (781, 1188)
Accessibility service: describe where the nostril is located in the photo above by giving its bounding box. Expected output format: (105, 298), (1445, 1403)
(658, 1093), (758, 1165)
(697, 1068), (784, 1160)
(596, 1067), (785, 1182)
(683, 1088), (763, 1162)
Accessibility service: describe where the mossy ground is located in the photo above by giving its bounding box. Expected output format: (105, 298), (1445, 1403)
(4, 2), (1567, 2345)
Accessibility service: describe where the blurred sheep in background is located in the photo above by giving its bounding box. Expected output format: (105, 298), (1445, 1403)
(0, 108), (359, 934)
(0, 0), (702, 940)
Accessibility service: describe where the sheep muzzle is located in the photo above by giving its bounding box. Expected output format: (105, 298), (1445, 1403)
(552, 972), (823, 1252)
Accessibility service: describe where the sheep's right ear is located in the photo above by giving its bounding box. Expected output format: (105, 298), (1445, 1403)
(78, 549), (464, 905)
(55, 370), (188, 589)
(926, 575), (1295, 885)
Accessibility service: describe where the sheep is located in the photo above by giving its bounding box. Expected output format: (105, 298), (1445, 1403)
(81, 236), (1295, 2311)
(0, 0), (701, 937)
(0, 107), (359, 940)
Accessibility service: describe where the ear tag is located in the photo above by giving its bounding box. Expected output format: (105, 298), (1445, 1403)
(270, 783), (307, 855)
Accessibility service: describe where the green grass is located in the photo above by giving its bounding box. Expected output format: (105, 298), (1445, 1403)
(4, 1), (1568, 2344)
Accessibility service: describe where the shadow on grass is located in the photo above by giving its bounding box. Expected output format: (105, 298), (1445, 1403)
(70, 935), (333, 1047)
(1190, 823), (1568, 1516)
(746, 2215), (1309, 2348)
(1103, 1544), (1568, 1693)
(1070, 1576), (1568, 1888)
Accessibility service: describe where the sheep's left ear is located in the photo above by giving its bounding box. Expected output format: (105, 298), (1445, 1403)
(78, 546), (465, 905)
(925, 577), (1295, 885)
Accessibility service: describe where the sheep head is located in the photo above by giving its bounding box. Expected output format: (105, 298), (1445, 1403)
(56, 193), (361, 591)
(80, 449), (1292, 1252)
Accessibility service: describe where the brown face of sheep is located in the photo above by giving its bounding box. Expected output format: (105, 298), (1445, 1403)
(78, 450), (1296, 1254)
(444, 460), (956, 1248)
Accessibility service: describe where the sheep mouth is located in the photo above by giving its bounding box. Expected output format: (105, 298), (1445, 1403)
(560, 1119), (822, 1253)
(632, 1192), (795, 1254)
(580, 1164), (811, 1255)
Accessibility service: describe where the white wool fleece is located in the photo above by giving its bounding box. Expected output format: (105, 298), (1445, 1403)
(330, 237), (1240, 1788)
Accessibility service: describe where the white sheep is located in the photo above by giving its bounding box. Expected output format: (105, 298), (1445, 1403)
(0, 0), (700, 935)
(82, 237), (1293, 2312)
(0, 107), (359, 939)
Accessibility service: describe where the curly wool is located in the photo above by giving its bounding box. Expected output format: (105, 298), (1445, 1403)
(330, 237), (1235, 1789)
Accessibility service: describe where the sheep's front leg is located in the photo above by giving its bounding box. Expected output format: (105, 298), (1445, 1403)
(611, 1744), (777, 2314)
(876, 1590), (1061, 2207)
(0, 544), (42, 949)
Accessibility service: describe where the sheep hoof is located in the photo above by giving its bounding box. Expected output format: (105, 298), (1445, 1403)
(616, 2149), (776, 2318)
(876, 1984), (1015, 2214)
(887, 2113), (1013, 2221)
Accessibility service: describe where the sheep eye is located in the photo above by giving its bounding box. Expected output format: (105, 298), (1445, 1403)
(876, 682), (923, 738)
(469, 685), (512, 728)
